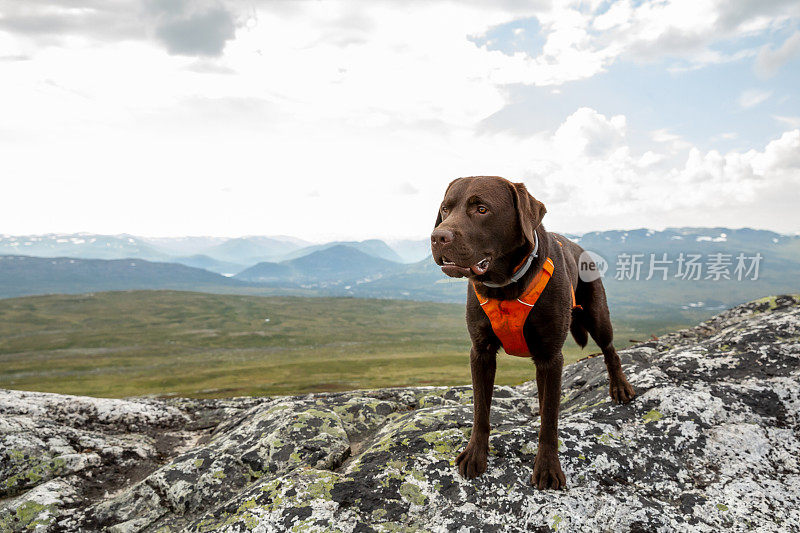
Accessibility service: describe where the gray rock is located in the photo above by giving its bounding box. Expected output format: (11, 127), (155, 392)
(1, 295), (799, 532)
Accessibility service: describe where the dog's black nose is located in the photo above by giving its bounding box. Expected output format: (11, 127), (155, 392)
(431, 228), (454, 246)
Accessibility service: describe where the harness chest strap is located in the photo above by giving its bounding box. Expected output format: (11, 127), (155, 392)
(472, 257), (555, 358)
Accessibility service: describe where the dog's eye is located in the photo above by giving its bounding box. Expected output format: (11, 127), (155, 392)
(441, 206), (448, 213)
(477, 205), (488, 214)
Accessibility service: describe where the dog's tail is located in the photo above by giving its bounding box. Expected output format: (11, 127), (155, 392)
(570, 306), (589, 348)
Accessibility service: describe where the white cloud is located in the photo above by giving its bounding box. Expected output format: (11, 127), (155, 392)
(752, 129), (800, 173)
(531, 117), (800, 234)
(470, 0), (800, 85)
(738, 89), (773, 108)
(756, 30), (800, 77)
(553, 107), (626, 158)
(609, 0), (799, 65)
(651, 129), (682, 143)
(774, 115), (800, 128)
(1, 1), (799, 238)
(710, 132), (739, 142)
(637, 151), (665, 168)
(397, 182), (419, 195)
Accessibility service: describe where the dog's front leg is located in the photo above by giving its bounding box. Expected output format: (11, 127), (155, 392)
(456, 346), (496, 479)
(531, 354), (567, 489)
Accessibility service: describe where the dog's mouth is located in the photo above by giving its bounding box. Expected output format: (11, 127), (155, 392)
(440, 256), (491, 278)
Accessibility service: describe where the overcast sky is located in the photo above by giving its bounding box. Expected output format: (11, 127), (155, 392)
(1, 0), (799, 240)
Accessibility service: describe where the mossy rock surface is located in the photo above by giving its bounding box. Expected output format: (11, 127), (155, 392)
(1, 295), (800, 531)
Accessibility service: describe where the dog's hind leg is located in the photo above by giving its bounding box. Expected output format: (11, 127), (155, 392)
(575, 279), (635, 404)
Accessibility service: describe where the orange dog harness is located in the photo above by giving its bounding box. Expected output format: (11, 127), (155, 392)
(472, 257), (555, 357)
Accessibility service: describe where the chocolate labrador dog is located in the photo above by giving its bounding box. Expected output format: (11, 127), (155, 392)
(431, 176), (635, 490)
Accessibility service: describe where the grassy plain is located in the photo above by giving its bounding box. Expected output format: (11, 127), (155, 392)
(0, 291), (683, 398)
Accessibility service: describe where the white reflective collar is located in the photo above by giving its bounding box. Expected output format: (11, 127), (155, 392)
(482, 230), (539, 289)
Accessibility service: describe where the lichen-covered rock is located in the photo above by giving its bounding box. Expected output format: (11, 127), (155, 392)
(0, 478), (79, 532)
(1, 295), (799, 532)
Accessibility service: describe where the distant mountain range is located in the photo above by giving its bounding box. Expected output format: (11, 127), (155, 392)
(0, 234), (171, 262)
(280, 239), (404, 263)
(571, 227), (795, 255)
(1, 227), (799, 328)
(0, 255), (245, 299)
(0, 233), (427, 275)
(236, 245), (405, 286)
(199, 236), (308, 266)
(169, 255), (248, 276)
(387, 238), (437, 263)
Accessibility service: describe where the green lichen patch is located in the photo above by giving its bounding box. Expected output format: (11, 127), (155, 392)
(752, 294), (800, 313)
(596, 433), (617, 445)
(303, 469), (339, 500)
(0, 500), (57, 531)
(521, 442), (538, 456)
(420, 429), (462, 458)
(398, 483), (427, 506)
(1, 455), (66, 497)
(196, 468), (344, 531)
(754, 296), (781, 311)
(643, 409), (664, 424)
(331, 397), (402, 438)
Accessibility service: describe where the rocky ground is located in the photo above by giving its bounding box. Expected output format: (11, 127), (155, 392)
(1, 295), (799, 532)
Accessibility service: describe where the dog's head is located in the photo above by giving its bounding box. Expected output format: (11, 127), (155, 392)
(431, 176), (546, 283)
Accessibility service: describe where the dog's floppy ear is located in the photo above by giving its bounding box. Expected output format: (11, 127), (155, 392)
(434, 178), (461, 228)
(511, 181), (546, 245)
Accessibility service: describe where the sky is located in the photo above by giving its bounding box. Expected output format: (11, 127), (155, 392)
(1, 0), (799, 241)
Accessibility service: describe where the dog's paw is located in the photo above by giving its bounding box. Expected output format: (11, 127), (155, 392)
(455, 441), (488, 479)
(609, 376), (636, 404)
(531, 450), (566, 490)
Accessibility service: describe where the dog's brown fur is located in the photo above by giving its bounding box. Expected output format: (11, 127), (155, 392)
(431, 176), (635, 490)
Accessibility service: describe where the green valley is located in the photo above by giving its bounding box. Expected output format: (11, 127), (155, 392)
(0, 290), (678, 398)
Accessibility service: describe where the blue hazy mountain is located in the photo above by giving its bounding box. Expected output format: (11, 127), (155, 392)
(235, 245), (404, 286)
(170, 255), (247, 276)
(2, 228), (798, 325)
(0, 234), (171, 262)
(199, 237), (307, 264)
(0, 234), (399, 272)
(281, 240), (404, 263)
(0, 255), (245, 299)
(387, 238), (433, 263)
